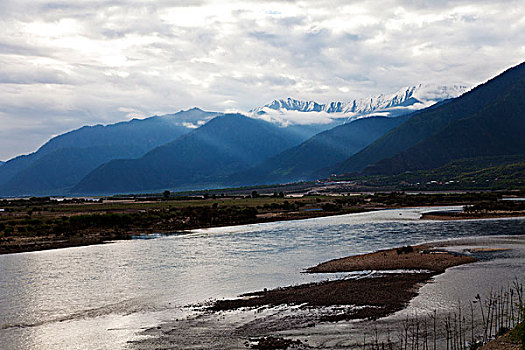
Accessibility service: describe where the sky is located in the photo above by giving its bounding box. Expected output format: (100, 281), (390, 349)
(1, 0), (524, 160)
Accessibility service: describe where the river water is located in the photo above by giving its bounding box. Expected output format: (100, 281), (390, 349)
(0, 207), (524, 349)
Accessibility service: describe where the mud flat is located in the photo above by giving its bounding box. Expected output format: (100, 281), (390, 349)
(212, 245), (477, 322)
(306, 245), (477, 273)
(131, 245), (480, 349)
(212, 273), (436, 323)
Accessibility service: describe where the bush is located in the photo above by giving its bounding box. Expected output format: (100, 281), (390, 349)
(321, 203), (341, 211)
(510, 321), (524, 349)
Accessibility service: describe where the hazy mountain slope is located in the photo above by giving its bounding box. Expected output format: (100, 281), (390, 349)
(281, 122), (345, 142)
(362, 79), (525, 175)
(0, 146), (140, 196)
(333, 62), (525, 174)
(231, 114), (412, 185)
(0, 108), (217, 196)
(0, 154), (41, 190)
(72, 114), (304, 194)
(37, 107), (217, 156)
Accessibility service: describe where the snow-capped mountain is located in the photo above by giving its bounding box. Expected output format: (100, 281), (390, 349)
(251, 84), (470, 126)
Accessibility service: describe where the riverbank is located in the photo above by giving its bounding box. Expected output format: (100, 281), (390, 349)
(1, 191), (523, 255)
(422, 211), (525, 220)
(0, 206), (368, 255)
(5, 207), (524, 255)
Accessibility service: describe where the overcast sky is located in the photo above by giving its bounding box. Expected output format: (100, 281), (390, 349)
(1, 0), (524, 160)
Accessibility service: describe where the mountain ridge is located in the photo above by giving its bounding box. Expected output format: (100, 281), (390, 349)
(252, 84), (469, 124)
(0, 108), (219, 196)
(362, 80), (525, 175)
(333, 61), (525, 176)
(5, 74), (518, 198)
(228, 114), (413, 186)
(72, 114), (305, 194)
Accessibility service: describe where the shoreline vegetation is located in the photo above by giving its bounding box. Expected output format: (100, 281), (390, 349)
(1, 190), (524, 255)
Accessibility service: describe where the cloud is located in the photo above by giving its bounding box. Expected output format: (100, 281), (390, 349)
(254, 108), (345, 126)
(0, 0), (524, 159)
(117, 107), (147, 119)
(181, 122), (199, 129)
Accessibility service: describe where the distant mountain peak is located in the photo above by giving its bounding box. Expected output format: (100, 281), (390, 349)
(158, 108), (218, 129)
(251, 83), (470, 126)
(182, 107), (204, 112)
(263, 98), (325, 113)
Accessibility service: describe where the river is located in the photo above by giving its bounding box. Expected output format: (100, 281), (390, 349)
(1, 207), (524, 349)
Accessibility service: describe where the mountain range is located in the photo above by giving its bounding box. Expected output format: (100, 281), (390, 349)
(0, 108), (219, 196)
(228, 114), (413, 186)
(252, 84), (468, 123)
(72, 114), (304, 194)
(334, 61), (525, 176)
(0, 62), (523, 197)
